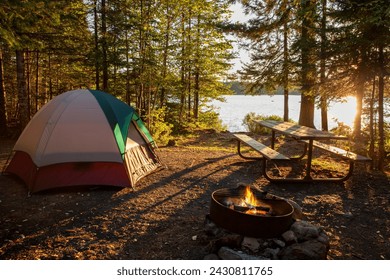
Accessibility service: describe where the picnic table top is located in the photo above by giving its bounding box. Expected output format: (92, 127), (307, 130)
(255, 120), (349, 141)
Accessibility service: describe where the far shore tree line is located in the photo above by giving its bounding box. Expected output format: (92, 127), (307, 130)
(0, 0), (388, 171)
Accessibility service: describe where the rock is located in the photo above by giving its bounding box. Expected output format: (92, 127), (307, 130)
(208, 234), (243, 253)
(272, 239), (286, 248)
(290, 220), (320, 242)
(204, 254), (220, 260)
(281, 230), (297, 245)
(343, 211), (353, 218)
(278, 240), (329, 260)
(287, 199), (304, 220)
(204, 206), (329, 260)
(317, 231), (330, 249)
(241, 237), (260, 253)
(218, 246), (268, 260)
(218, 247), (243, 260)
(167, 139), (176, 146)
(204, 215), (222, 236)
(262, 247), (280, 260)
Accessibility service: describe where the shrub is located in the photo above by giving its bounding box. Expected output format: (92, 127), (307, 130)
(243, 113), (286, 134)
(197, 110), (227, 132)
(170, 110), (227, 135)
(148, 107), (173, 146)
(330, 121), (352, 138)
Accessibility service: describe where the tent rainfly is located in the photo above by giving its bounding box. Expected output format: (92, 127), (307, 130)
(5, 89), (162, 193)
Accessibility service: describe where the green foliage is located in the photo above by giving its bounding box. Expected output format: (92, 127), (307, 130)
(168, 109), (226, 136)
(197, 111), (227, 132)
(148, 107), (173, 146)
(330, 121), (353, 138)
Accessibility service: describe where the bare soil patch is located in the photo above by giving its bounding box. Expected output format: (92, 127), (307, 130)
(0, 130), (389, 260)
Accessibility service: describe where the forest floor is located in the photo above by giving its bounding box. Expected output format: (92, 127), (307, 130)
(0, 129), (389, 260)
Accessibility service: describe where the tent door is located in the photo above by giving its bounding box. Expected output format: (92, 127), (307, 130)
(123, 121), (161, 186)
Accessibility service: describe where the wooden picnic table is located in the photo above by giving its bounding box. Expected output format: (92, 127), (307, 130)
(251, 120), (370, 182)
(255, 120), (348, 142)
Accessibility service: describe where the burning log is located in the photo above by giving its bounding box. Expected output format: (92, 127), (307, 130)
(221, 186), (273, 216)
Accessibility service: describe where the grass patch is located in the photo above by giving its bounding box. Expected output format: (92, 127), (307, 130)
(311, 158), (346, 171)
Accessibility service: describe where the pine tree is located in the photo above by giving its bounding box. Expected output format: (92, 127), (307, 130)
(237, 0), (299, 123)
(330, 0), (389, 169)
(297, 0), (317, 128)
(0, 49), (6, 136)
(1, 0), (92, 130)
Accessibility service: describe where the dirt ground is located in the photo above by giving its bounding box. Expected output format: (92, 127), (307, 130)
(0, 130), (389, 260)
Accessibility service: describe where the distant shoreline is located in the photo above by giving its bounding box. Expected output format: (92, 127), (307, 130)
(228, 81), (301, 96)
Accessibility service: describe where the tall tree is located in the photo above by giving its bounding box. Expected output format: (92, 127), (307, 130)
(297, 0), (317, 128)
(377, 45), (386, 171)
(15, 50), (28, 129)
(282, 0), (290, 121)
(319, 0), (328, 131)
(93, 0), (100, 90)
(101, 0), (108, 91)
(237, 0), (296, 121)
(331, 0), (389, 169)
(1, 0), (233, 135)
(1, 0), (92, 129)
(0, 49), (6, 135)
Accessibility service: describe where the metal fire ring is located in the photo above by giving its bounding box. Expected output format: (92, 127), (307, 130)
(209, 186), (294, 238)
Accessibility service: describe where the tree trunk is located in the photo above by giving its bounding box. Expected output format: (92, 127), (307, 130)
(298, 0), (316, 128)
(353, 46), (368, 138)
(179, 11), (186, 121)
(25, 50), (31, 117)
(125, 31), (131, 105)
(160, 1), (171, 108)
(35, 51), (39, 113)
(369, 77), (376, 168)
(377, 45), (385, 171)
(16, 50), (29, 130)
(48, 53), (53, 99)
(187, 71), (191, 119)
(194, 70), (199, 120)
(299, 94), (315, 127)
(186, 9), (192, 120)
(353, 77), (364, 138)
(0, 49), (7, 136)
(101, 0), (108, 91)
(319, 0), (328, 131)
(282, 17), (289, 122)
(94, 0), (100, 90)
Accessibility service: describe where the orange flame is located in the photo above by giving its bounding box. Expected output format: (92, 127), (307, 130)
(244, 186), (258, 207)
(243, 186), (270, 216)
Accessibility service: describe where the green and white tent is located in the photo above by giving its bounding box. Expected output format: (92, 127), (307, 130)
(5, 89), (162, 193)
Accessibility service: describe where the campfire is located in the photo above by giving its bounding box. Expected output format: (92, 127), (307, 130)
(205, 185), (330, 260)
(209, 185), (294, 238)
(223, 186), (273, 216)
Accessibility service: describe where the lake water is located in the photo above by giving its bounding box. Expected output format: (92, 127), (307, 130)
(209, 95), (357, 132)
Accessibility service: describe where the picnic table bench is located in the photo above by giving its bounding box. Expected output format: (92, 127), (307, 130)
(299, 139), (372, 181)
(233, 133), (289, 161)
(233, 133), (290, 182)
(300, 139), (372, 162)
